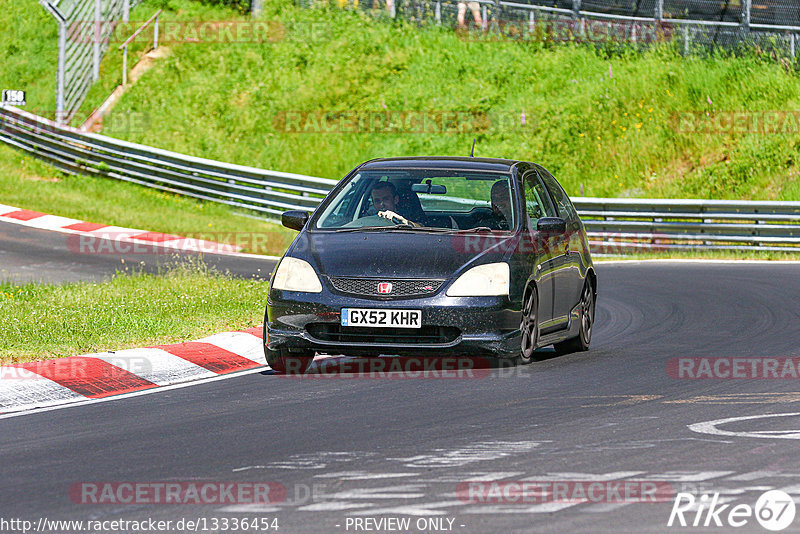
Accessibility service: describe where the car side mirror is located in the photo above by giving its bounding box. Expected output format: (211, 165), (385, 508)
(282, 210), (309, 231)
(537, 217), (566, 236)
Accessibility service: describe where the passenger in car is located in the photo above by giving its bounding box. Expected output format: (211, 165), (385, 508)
(478, 180), (512, 230)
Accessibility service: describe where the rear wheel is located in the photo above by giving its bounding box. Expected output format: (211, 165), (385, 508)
(554, 279), (594, 355)
(517, 287), (539, 365)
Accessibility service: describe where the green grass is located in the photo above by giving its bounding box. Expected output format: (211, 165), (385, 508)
(0, 261), (267, 363)
(0, 144), (295, 255)
(3, 0), (800, 262)
(8, 0), (800, 201)
(93, 0), (800, 201)
(596, 249), (800, 262)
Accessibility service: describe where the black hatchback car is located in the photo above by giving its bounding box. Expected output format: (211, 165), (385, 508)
(264, 157), (596, 373)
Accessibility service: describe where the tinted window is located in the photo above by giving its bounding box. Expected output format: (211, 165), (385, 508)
(522, 171), (555, 222)
(538, 168), (576, 223)
(314, 170), (515, 230)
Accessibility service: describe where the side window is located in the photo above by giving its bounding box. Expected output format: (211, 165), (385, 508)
(538, 168), (576, 223)
(522, 172), (555, 222)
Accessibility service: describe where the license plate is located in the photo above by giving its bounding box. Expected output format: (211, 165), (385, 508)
(341, 308), (422, 328)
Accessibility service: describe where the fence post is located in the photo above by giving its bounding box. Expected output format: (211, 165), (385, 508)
(122, 45), (128, 85)
(154, 13), (159, 48)
(251, 0), (263, 17)
(572, 0), (580, 18)
(743, 0), (751, 32)
(435, 0), (440, 24)
(123, 0), (129, 22)
(56, 21), (66, 123)
(655, 0), (663, 21)
(684, 24), (689, 55)
(528, 10), (534, 34)
(482, 3), (487, 31)
(792, 33), (796, 59)
(92, 0), (101, 81)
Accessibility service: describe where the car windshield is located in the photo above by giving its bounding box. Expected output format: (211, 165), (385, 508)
(314, 169), (515, 231)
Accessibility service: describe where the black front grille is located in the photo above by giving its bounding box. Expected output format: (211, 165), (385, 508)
(328, 278), (444, 298)
(306, 323), (460, 345)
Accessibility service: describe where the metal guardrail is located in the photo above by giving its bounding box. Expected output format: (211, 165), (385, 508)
(2, 105), (800, 253)
(573, 197), (800, 253)
(0, 106), (337, 218)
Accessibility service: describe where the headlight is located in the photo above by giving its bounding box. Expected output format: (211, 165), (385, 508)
(446, 262), (510, 297)
(271, 257), (322, 293)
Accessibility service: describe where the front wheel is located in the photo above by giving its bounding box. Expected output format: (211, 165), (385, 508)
(554, 280), (594, 355)
(265, 347), (315, 375)
(516, 287), (539, 365)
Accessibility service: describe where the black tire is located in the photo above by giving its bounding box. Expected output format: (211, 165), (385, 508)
(263, 307), (314, 374)
(517, 286), (539, 365)
(265, 347), (314, 375)
(554, 279), (594, 355)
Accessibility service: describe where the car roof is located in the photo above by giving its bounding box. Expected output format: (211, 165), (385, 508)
(358, 157), (524, 173)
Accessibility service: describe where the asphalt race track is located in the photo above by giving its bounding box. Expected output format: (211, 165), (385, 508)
(0, 220), (276, 283)
(2, 262), (800, 533)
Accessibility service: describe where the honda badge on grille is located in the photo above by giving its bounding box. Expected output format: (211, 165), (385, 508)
(377, 282), (393, 294)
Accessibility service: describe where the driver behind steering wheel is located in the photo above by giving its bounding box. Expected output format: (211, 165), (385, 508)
(369, 182), (422, 227)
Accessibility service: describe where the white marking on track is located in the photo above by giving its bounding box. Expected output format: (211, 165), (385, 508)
(689, 412), (800, 440)
(314, 471), (420, 480)
(391, 441), (543, 468)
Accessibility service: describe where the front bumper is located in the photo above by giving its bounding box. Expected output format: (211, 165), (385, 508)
(267, 288), (522, 358)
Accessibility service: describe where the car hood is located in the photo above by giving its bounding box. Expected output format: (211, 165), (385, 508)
(289, 230), (518, 280)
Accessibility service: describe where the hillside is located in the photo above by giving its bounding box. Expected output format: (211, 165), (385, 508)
(3, 0), (800, 201)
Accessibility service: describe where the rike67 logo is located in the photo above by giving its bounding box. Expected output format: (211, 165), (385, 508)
(668, 490), (796, 531)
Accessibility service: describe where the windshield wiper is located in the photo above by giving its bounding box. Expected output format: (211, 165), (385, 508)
(330, 225), (396, 233)
(329, 225), (453, 233)
(447, 226), (498, 234)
